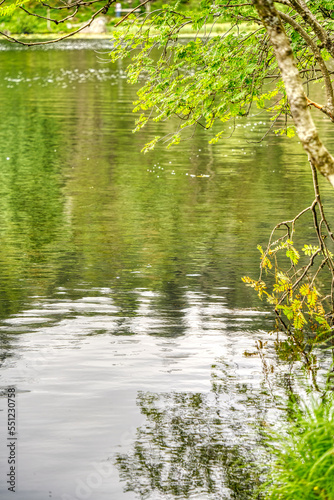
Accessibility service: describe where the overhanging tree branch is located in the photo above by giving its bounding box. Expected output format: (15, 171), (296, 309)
(288, 0), (334, 57)
(254, 0), (334, 186)
(278, 10), (334, 118)
(0, 0), (114, 46)
(19, 5), (80, 25)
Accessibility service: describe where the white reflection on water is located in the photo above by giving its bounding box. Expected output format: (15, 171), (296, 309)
(0, 286), (273, 500)
(3, 68), (122, 90)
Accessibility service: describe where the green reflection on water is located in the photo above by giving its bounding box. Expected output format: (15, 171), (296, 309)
(116, 391), (263, 499)
(115, 357), (276, 499)
(0, 41), (332, 320)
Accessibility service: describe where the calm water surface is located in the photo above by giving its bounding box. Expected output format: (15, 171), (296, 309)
(0, 40), (333, 500)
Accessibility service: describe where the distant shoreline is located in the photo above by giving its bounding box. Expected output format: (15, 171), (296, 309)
(0, 32), (228, 41)
(0, 22), (254, 43)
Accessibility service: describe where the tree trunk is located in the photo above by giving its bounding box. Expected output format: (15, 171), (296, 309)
(253, 0), (334, 187)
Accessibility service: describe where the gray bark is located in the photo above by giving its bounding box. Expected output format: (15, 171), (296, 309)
(288, 0), (334, 58)
(278, 10), (334, 117)
(254, 0), (334, 187)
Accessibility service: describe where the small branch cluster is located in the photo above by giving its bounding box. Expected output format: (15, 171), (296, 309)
(243, 163), (334, 390)
(0, 0), (115, 46)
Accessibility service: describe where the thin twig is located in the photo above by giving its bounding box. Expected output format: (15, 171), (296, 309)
(115, 0), (152, 27)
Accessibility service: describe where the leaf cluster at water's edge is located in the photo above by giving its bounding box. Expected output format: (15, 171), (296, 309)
(243, 226), (334, 380)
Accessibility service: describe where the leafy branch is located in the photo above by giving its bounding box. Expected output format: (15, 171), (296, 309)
(243, 163), (334, 389)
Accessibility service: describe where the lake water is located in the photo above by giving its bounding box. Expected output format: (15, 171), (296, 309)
(0, 39), (333, 500)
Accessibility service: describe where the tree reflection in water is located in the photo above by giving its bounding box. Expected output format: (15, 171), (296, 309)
(115, 360), (273, 500)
